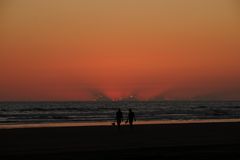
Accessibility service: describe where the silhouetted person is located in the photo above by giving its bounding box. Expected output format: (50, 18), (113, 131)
(127, 109), (136, 127)
(116, 109), (123, 128)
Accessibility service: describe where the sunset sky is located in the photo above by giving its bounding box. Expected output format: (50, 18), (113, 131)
(0, 0), (240, 101)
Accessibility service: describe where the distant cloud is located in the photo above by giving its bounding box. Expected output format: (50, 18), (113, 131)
(87, 89), (112, 101)
(149, 84), (240, 101)
(193, 87), (240, 101)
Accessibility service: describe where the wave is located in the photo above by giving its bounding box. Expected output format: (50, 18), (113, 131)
(0, 101), (240, 123)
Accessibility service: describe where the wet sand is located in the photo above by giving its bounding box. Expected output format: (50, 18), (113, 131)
(1, 121), (240, 160)
(1, 118), (240, 129)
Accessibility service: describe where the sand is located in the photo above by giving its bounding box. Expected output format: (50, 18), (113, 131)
(1, 121), (240, 159)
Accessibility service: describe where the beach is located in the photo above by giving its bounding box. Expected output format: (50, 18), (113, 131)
(1, 121), (240, 160)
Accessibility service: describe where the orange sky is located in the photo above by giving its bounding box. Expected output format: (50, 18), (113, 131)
(0, 0), (240, 101)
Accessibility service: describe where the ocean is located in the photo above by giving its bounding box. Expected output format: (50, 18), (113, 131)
(0, 101), (240, 124)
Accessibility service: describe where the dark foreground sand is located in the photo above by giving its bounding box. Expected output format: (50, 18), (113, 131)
(1, 122), (240, 160)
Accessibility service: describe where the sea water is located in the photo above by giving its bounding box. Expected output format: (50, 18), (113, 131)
(0, 101), (240, 124)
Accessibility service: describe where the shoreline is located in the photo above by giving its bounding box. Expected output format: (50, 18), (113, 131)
(1, 118), (240, 129)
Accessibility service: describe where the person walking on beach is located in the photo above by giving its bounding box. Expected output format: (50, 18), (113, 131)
(116, 109), (123, 128)
(127, 109), (136, 127)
